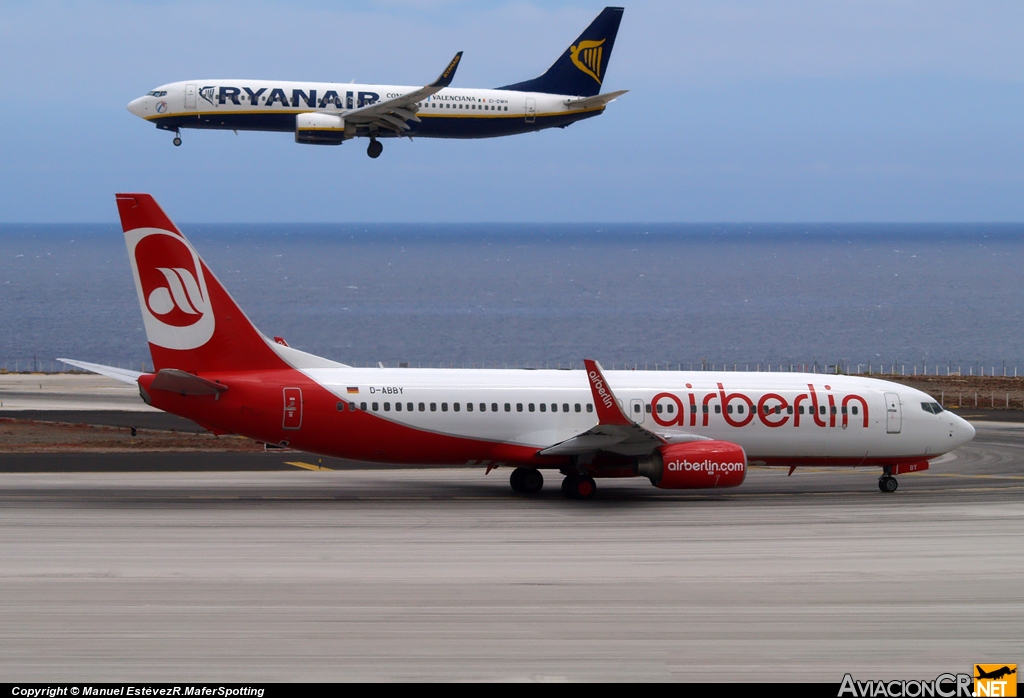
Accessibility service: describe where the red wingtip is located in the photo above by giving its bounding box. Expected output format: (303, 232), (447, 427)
(115, 193), (181, 235)
(583, 359), (632, 426)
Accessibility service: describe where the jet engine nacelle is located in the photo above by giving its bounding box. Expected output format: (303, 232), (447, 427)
(295, 113), (348, 145)
(637, 441), (747, 489)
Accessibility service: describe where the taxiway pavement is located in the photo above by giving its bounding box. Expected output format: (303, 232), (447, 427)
(0, 423), (1021, 682)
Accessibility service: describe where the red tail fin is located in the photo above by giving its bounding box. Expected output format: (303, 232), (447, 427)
(115, 193), (285, 374)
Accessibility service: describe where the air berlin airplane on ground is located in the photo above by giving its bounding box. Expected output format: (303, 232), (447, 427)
(62, 194), (976, 500)
(126, 7), (627, 159)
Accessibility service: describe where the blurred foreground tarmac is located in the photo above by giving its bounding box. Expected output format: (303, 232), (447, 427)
(0, 423), (1021, 682)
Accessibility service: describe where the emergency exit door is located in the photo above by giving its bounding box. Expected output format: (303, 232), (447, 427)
(629, 398), (645, 424)
(283, 387), (303, 430)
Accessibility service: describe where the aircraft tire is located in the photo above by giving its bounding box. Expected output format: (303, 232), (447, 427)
(367, 139), (383, 159)
(879, 476), (898, 493)
(563, 474), (596, 500)
(520, 468), (544, 495)
(509, 468), (525, 493)
(172, 137), (182, 147)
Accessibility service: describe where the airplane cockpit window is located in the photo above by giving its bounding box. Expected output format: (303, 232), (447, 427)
(147, 90), (168, 97)
(921, 402), (944, 414)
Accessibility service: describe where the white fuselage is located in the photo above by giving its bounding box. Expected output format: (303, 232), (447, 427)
(296, 365), (974, 465)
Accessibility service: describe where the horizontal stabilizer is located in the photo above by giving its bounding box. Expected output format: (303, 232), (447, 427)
(57, 358), (143, 385)
(150, 369), (228, 396)
(564, 89), (628, 110)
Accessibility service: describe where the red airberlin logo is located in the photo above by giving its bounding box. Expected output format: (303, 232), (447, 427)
(128, 229), (215, 350)
(588, 369), (615, 409)
(666, 459), (745, 474)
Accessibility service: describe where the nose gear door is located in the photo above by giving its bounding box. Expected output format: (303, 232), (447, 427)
(884, 392), (901, 434)
(283, 387), (303, 430)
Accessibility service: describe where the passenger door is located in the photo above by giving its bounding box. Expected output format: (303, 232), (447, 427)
(525, 98), (536, 123)
(184, 84), (197, 109)
(884, 392), (901, 434)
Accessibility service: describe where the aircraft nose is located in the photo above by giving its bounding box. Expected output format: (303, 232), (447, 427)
(951, 414), (976, 448)
(127, 97), (147, 117)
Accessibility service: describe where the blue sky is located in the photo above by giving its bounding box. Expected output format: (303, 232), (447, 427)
(1, 1), (1022, 222)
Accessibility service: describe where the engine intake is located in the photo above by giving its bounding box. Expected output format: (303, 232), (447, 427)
(295, 113), (348, 145)
(637, 441), (747, 489)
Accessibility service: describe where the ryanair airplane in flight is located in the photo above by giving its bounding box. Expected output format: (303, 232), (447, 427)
(127, 7), (627, 158)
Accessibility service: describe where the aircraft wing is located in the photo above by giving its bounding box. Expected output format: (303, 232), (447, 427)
(538, 359), (669, 458)
(342, 52), (463, 133)
(563, 90), (628, 110)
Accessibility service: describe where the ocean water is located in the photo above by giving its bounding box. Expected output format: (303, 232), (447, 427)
(2, 223), (1023, 374)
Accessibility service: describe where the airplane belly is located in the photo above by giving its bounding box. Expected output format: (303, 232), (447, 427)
(150, 112), (298, 133)
(389, 110), (602, 139)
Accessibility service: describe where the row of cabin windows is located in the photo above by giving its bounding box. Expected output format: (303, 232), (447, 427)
(335, 400), (862, 417)
(638, 402), (859, 416)
(420, 102), (508, 111)
(338, 401), (595, 414)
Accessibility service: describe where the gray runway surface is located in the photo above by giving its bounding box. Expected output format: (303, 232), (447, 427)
(0, 424), (1021, 682)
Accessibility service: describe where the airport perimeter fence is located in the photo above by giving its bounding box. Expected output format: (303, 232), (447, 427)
(2, 356), (1023, 377)
(5, 356), (1024, 410)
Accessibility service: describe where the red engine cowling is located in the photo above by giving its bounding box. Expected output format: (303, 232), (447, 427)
(638, 441), (747, 489)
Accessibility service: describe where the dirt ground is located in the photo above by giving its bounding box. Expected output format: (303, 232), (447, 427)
(863, 374), (1024, 410)
(0, 418), (264, 453)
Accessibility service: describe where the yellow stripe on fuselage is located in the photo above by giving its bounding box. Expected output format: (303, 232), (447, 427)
(143, 106), (606, 122)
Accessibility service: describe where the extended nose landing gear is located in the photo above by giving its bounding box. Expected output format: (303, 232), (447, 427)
(509, 467), (544, 495)
(878, 476), (898, 492)
(878, 465), (898, 492)
(367, 138), (383, 158)
(172, 130), (182, 147)
(562, 473), (597, 500)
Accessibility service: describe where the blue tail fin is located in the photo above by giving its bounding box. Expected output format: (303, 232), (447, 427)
(497, 7), (623, 97)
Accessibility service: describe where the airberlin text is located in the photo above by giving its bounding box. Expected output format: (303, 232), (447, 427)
(666, 459), (744, 474)
(588, 370), (615, 410)
(650, 383), (870, 429)
(838, 672), (972, 697)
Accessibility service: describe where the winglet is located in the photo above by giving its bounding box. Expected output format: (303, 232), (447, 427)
(431, 51), (463, 88)
(583, 359), (632, 426)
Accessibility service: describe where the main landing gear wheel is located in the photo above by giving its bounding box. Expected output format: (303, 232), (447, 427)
(367, 138), (383, 158)
(562, 474), (597, 500)
(878, 476), (898, 493)
(510, 468), (543, 495)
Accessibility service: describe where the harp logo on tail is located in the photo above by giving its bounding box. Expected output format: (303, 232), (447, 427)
(570, 39), (606, 84)
(127, 228), (215, 350)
